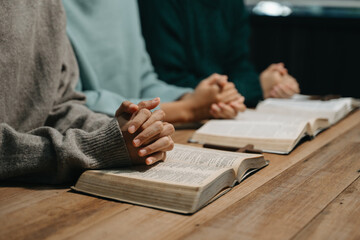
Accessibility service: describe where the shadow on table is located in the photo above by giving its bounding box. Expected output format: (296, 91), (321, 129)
(0, 181), (69, 190)
(173, 121), (204, 130)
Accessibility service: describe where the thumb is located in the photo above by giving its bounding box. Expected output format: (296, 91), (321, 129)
(137, 97), (161, 110)
(115, 101), (139, 117)
(205, 73), (228, 86)
(216, 75), (228, 88)
(273, 63), (288, 75)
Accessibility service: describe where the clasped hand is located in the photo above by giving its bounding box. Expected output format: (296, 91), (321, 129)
(116, 98), (175, 165)
(184, 73), (246, 120)
(260, 63), (300, 99)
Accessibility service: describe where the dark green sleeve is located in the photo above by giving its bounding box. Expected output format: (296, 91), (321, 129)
(139, 0), (263, 107)
(138, 0), (199, 89)
(223, 0), (263, 107)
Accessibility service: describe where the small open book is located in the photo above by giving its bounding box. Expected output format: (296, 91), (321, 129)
(191, 96), (359, 154)
(72, 144), (267, 214)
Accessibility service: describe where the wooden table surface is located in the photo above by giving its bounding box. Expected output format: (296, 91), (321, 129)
(1, 110), (360, 240)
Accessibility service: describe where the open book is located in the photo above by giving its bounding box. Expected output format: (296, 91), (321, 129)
(72, 144), (267, 214)
(191, 96), (359, 154)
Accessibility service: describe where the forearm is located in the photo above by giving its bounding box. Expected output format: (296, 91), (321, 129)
(0, 103), (132, 184)
(160, 95), (211, 123)
(160, 100), (192, 123)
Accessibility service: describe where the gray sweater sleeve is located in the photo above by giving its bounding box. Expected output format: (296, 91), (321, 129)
(0, 46), (132, 184)
(0, 114), (131, 184)
(0, 0), (131, 184)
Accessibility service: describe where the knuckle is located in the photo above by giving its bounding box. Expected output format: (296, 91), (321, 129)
(140, 108), (151, 117)
(163, 152), (167, 160)
(139, 124), (146, 131)
(136, 132), (146, 141)
(215, 95), (221, 102)
(138, 100), (147, 108)
(154, 109), (166, 119)
(154, 121), (164, 131)
(131, 119), (141, 128)
(140, 130), (150, 139)
(164, 135), (171, 143)
(163, 135), (173, 147)
(122, 101), (131, 107)
(169, 138), (175, 149)
(167, 123), (175, 134)
(145, 145), (154, 153)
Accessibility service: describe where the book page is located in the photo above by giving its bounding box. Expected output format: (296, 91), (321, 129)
(167, 144), (262, 170)
(235, 109), (310, 123)
(103, 161), (230, 186)
(195, 120), (307, 140)
(81, 145), (260, 188)
(236, 109), (329, 137)
(257, 97), (353, 124)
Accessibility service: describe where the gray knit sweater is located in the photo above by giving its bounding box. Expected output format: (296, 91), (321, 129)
(0, 1), (131, 184)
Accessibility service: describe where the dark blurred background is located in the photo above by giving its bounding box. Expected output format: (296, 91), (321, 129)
(246, 0), (360, 97)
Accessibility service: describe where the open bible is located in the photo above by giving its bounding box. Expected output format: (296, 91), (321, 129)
(191, 96), (359, 154)
(72, 144), (267, 214)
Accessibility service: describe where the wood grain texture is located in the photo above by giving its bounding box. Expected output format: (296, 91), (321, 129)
(293, 177), (360, 240)
(0, 184), (66, 215)
(0, 110), (359, 240)
(0, 189), (133, 240)
(57, 111), (360, 240)
(182, 127), (360, 240)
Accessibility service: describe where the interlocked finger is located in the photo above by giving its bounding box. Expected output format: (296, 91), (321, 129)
(210, 103), (222, 118)
(127, 108), (152, 133)
(140, 122), (175, 146)
(217, 89), (239, 103)
(132, 120), (163, 147)
(115, 101), (138, 117)
(230, 97), (246, 112)
(284, 77), (300, 93)
(218, 102), (237, 118)
(145, 151), (166, 165)
(137, 97), (160, 110)
(138, 136), (174, 157)
(141, 109), (165, 129)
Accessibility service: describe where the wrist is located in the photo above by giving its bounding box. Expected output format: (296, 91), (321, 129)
(160, 100), (194, 123)
(262, 88), (271, 99)
(179, 98), (195, 122)
(259, 74), (270, 99)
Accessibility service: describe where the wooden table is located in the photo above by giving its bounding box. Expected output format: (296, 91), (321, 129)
(1, 110), (360, 240)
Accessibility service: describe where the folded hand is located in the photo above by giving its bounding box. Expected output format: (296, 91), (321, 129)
(260, 63), (300, 99)
(116, 98), (175, 165)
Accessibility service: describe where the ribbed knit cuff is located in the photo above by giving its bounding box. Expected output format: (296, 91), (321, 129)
(81, 119), (131, 169)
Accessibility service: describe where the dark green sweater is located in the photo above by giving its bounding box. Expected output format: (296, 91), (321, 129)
(138, 0), (262, 107)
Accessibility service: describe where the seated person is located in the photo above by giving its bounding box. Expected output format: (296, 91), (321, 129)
(0, 1), (173, 184)
(63, 0), (246, 122)
(138, 0), (300, 107)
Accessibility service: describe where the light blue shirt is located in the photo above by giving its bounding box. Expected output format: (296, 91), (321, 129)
(63, 0), (192, 115)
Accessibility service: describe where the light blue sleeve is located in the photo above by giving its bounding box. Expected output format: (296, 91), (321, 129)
(76, 77), (160, 116)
